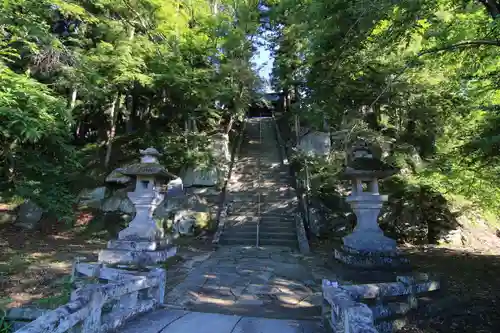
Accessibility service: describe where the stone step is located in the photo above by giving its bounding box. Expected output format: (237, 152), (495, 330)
(223, 230), (297, 241)
(228, 189), (293, 195)
(174, 299), (322, 321)
(226, 213), (296, 221)
(226, 217), (296, 226)
(259, 238), (298, 248)
(224, 222), (295, 233)
(225, 225), (297, 235)
(219, 236), (298, 248)
(218, 236), (256, 246)
(229, 201), (296, 208)
(229, 209), (297, 217)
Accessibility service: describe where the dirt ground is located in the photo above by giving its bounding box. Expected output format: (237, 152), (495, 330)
(0, 222), (106, 309)
(402, 247), (500, 333)
(0, 218), (215, 310)
(1, 215), (500, 333)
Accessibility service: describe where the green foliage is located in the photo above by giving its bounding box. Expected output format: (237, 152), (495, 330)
(0, 297), (12, 333)
(268, 0), (500, 224)
(0, 0), (263, 222)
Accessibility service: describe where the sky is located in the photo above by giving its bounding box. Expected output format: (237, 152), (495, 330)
(251, 33), (274, 93)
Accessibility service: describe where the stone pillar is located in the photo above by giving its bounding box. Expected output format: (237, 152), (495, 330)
(334, 176), (409, 270)
(118, 176), (164, 241)
(342, 178), (396, 252)
(98, 148), (177, 266)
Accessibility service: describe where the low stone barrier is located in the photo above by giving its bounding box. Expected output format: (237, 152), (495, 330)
(14, 263), (166, 333)
(272, 113), (311, 254)
(212, 121), (246, 245)
(5, 308), (50, 331)
(322, 274), (440, 333)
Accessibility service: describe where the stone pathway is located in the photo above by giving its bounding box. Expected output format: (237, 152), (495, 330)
(220, 117), (298, 247)
(120, 118), (339, 332)
(119, 309), (322, 333)
(163, 246), (337, 320)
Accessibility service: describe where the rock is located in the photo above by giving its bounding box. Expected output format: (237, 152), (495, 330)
(296, 131), (331, 157)
(171, 194), (214, 236)
(0, 210), (16, 225)
(209, 133), (231, 163)
(438, 228), (466, 246)
(101, 188), (135, 214)
(167, 177), (184, 197)
(86, 211), (131, 238)
(78, 187), (107, 209)
(15, 200), (44, 230)
(105, 168), (132, 185)
(154, 195), (185, 218)
(182, 165), (220, 187)
(172, 211), (196, 236)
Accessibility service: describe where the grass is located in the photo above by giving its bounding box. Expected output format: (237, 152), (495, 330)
(31, 276), (72, 309)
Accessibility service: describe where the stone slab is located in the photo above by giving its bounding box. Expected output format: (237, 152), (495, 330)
(117, 309), (188, 333)
(99, 246), (177, 265)
(107, 239), (172, 251)
(159, 311), (241, 333)
(118, 309), (324, 333)
(232, 317), (322, 333)
(334, 245), (410, 270)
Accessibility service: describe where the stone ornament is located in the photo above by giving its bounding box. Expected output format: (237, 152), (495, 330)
(98, 147), (178, 266)
(334, 142), (405, 269)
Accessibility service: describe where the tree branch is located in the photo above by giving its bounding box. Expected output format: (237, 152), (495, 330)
(418, 39), (500, 56)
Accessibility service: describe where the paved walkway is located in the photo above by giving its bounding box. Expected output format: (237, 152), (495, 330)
(164, 246), (336, 320)
(119, 118), (337, 332)
(119, 309), (322, 333)
(220, 117), (298, 247)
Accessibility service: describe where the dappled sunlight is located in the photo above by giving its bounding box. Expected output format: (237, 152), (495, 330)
(166, 245), (332, 320)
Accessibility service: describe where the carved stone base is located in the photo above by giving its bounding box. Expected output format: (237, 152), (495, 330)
(98, 240), (177, 266)
(107, 239), (171, 251)
(334, 245), (410, 270)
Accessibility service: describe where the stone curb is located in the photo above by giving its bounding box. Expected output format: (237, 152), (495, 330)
(271, 113), (311, 254)
(212, 121), (247, 245)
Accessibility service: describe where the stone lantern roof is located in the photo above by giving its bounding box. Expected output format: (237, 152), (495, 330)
(343, 157), (399, 179)
(107, 148), (178, 181)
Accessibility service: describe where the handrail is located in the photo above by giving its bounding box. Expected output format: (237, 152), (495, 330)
(15, 264), (166, 333)
(321, 275), (440, 333)
(256, 115), (262, 247)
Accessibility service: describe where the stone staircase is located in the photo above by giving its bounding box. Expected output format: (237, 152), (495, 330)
(219, 117), (299, 248)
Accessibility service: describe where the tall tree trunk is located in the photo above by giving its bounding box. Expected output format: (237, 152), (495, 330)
(70, 88), (80, 139)
(225, 114), (234, 134)
(479, 0), (500, 18)
(191, 116), (198, 132)
(70, 88), (78, 109)
(294, 114), (300, 144)
(104, 94), (120, 169)
(212, 0), (219, 14)
(125, 92), (134, 133)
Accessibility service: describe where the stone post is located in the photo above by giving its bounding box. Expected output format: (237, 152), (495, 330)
(98, 148), (177, 266)
(333, 144), (408, 269)
(342, 177), (396, 252)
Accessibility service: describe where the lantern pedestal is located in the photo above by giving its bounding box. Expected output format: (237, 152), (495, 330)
(334, 163), (409, 270)
(342, 193), (397, 252)
(98, 148), (177, 267)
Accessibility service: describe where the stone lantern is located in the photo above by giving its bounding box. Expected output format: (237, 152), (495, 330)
(334, 144), (408, 269)
(98, 148), (178, 266)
